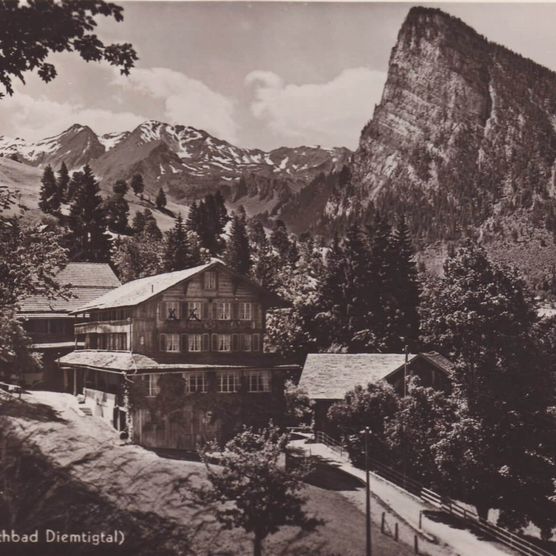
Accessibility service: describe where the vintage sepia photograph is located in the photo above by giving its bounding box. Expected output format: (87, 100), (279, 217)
(0, 1), (555, 555)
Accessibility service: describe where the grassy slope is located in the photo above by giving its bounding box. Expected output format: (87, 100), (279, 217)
(0, 157), (182, 231)
(0, 391), (414, 556)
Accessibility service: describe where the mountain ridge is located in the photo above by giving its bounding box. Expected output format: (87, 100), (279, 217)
(0, 120), (351, 216)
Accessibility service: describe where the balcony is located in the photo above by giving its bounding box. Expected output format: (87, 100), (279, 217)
(75, 320), (131, 335)
(160, 319), (258, 332)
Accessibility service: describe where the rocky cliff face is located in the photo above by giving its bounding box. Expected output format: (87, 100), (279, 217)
(346, 7), (556, 249)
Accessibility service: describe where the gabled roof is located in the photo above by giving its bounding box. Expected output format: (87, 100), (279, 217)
(300, 353), (414, 400)
(73, 259), (285, 313)
(57, 350), (295, 372)
(19, 263), (120, 315)
(299, 352), (453, 400)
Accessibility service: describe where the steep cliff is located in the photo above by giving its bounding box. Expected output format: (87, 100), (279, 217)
(328, 6), (555, 288)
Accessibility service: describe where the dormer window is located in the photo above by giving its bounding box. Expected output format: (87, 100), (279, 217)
(204, 271), (217, 290)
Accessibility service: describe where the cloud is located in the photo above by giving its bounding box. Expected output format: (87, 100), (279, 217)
(0, 92), (146, 141)
(113, 67), (238, 143)
(245, 68), (387, 149)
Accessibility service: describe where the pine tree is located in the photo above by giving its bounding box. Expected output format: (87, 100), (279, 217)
(224, 213), (251, 275)
(365, 214), (396, 348)
(131, 173), (144, 197)
(270, 220), (291, 260)
(66, 165), (110, 262)
(340, 223), (372, 350)
(142, 209), (162, 240)
(389, 215), (420, 350)
(57, 162), (70, 203)
(113, 179), (128, 196)
(187, 193), (229, 255)
(131, 210), (146, 235)
(155, 187), (167, 210)
(104, 179), (130, 234)
(38, 165), (61, 214)
(163, 214), (194, 272)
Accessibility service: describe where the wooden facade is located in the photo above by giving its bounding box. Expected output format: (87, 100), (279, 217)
(61, 260), (297, 451)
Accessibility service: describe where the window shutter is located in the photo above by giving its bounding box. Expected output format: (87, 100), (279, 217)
(182, 302), (188, 320)
(160, 333), (166, 351)
(181, 334), (188, 352)
(232, 333), (239, 352)
(212, 302), (218, 320)
(202, 302), (209, 320)
(232, 302), (238, 320)
(215, 271), (219, 291)
(212, 334), (218, 351)
(252, 334), (260, 352)
(159, 302), (166, 321)
(202, 333), (210, 352)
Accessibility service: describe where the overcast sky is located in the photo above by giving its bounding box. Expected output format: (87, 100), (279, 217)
(1, 2), (555, 150)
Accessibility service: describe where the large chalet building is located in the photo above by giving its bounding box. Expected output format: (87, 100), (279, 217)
(59, 259), (299, 451)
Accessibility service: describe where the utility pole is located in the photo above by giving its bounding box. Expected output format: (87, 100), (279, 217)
(362, 426), (372, 556)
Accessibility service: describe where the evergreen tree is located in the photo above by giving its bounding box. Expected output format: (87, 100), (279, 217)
(341, 223), (372, 350)
(143, 209), (162, 240)
(56, 162), (70, 203)
(317, 234), (347, 347)
(66, 165), (110, 262)
(270, 220), (291, 260)
(163, 214), (195, 272)
(104, 179), (130, 234)
(389, 215), (420, 350)
(365, 215), (397, 349)
(186, 193), (229, 255)
(224, 213), (251, 275)
(131, 210), (146, 235)
(130, 173), (144, 197)
(38, 165), (61, 215)
(113, 179), (128, 196)
(248, 220), (268, 249)
(155, 187), (167, 209)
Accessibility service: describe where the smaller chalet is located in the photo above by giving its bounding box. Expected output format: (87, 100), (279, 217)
(299, 352), (453, 434)
(59, 259), (299, 451)
(18, 262), (120, 387)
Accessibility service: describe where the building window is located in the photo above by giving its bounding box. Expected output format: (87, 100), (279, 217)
(140, 374), (160, 397)
(216, 334), (231, 352)
(240, 333), (252, 352)
(188, 334), (203, 352)
(184, 372), (207, 393)
(186, 301), (202, 320)
(247, 371), (271, 393)
(165, 301), (180, 320)
(216, 301), (232, 320)
(218, 371), (240, 393)
(204, 271), (217, 290)
(160, 333), (180, 352)
(238, 302), (252, 321)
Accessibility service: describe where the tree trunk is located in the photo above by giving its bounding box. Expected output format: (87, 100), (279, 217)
(253, 533), (263, 556)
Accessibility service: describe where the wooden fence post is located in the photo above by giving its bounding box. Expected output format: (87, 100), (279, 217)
(381, 512), (385, 534)
(419, 510), (422, 529)
(394, 523), (399, 541)
(414, 534), (419, 554)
